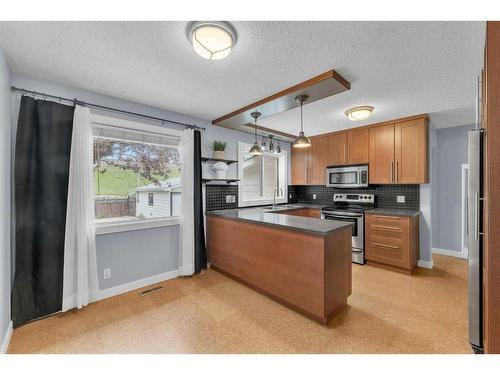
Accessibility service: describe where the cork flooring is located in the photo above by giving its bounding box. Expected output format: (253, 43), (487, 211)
(7, 254), (470, 354)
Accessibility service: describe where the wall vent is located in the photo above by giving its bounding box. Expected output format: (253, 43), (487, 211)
(139, 286), (163, 296)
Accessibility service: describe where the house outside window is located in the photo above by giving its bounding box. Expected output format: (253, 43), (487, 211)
(92, 115), (182, 228)
(237, 141), (287, 207)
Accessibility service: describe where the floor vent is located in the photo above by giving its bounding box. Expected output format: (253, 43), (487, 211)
(139, 286), (163, 296)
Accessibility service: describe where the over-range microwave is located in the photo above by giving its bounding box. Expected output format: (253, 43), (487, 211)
(326, 164), (369, 188)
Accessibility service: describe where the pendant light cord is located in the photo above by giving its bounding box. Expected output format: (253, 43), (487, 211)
(300, 100), (304, 132)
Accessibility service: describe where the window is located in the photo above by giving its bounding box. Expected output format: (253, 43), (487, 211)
(93, 119), (182, 227)
(238, 142), (287, 207)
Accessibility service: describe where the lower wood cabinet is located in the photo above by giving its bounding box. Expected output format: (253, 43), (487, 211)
(365, 213), (419, 273)
(281, 208), (321, 218)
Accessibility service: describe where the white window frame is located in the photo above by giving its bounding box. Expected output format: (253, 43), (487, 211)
(237, 141), (288, 207)
(91, 114), (183, 235)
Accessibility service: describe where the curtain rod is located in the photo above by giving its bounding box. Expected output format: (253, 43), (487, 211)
(10, 86), (205, 131)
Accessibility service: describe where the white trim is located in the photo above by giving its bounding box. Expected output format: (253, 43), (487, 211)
(92, 269), (179, 302)
(90, 113), (184, 138)
(417, 259), (434, 269)
(461, 163), (469, 258)
(1, 321), (13, 354)
(95, 217), (180, 235)
(432, 247), (468, 259)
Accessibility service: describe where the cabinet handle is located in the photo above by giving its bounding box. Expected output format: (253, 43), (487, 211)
(373, 243), (400, 250)
(371, 215), (401, 220)
(372, 225), (400, 231)
(396, 161), (399, 182)
(390, 161), (394, 182)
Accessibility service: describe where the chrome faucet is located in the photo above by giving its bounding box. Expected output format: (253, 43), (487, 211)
(273, 187), (283, 209)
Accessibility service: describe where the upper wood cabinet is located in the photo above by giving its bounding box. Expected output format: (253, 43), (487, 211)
(395, 119), (428, 183)
(369, 117), (428, 184)
(329, 132), (348, 165)
(347, 128), (369, 164)
(369, 123), (396, 184)
(309, 135), (330, 185)
(291, 146), (310, 185)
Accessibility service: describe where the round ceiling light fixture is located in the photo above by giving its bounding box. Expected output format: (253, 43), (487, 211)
(345, 105), (374, 121)
(187, 21), (237, 60)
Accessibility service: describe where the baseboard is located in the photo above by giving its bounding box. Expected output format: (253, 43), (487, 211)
(432, 247), (468, 259)
(417, 259), (434, 269)
(93, 269), (179, 302)
(1, 321), (13, 354)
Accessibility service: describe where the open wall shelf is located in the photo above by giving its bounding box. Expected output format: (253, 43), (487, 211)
(201, 157), (238, 164)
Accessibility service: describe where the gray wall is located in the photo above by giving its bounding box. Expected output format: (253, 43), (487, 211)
(0, 47), (12, 348)
(96, 226), (179, 289)
(433, 124), (474, 252)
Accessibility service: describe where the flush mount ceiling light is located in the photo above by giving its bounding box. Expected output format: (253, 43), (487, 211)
(249, 111), (263, 156)
(293, 95), (311, 148)
(345, 105), (374, 121)
(187, 21), (237, 60)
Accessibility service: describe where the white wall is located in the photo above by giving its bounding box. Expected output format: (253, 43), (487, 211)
(0, 47), (12, 352)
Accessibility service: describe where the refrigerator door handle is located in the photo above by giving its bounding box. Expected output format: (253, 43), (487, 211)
(474, 193), (485, 239)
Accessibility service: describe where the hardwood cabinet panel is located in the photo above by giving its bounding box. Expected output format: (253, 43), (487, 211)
(369, 124), (395, 184)
(347, 128), (369, 164)
(395, 118), (429, 183)
(329, 132), (348, 166)
(309, 135), (330, 185)
(291, 147), (310, 185)
(307, 208), (321, 218)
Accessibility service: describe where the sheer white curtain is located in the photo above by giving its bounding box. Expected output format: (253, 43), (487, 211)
(179, 128), (195, 276)
(62, 105), (98, 311)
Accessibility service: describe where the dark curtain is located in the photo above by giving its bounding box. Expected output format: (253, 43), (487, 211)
(12, 96), (75, 327)
(193, 129), (207, 273)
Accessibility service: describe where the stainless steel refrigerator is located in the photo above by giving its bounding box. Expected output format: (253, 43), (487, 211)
(468, 128), (484, 354)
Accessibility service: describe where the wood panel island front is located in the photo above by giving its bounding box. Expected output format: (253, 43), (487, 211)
(206, 205), (353, 324)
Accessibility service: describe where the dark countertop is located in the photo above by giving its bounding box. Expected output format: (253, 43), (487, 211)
(365, 208), (420, 217)
(206, 204), (352, 236)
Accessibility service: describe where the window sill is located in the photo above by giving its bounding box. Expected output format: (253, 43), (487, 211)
(95, 217), (181, 235)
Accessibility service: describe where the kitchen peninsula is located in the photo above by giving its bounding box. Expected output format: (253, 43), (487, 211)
(206, 205), (353, 324)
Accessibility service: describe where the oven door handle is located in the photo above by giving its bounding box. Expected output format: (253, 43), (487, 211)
(323, 214), (361, 220)
(322, 212), (363, 218)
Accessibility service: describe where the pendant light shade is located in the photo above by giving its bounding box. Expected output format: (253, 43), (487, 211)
(250, 111), (263, 156)
(293, 95), (311, 148)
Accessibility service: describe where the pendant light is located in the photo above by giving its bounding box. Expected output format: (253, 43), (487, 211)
(268, 135), (275, 153)
(276, 139), (281, 154)
(261, 136), (267, 151)
(293, 95), (311, 148)
(249, 111), (263, 155)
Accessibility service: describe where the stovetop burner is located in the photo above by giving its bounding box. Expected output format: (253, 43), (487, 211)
(321, 193), (375, 214)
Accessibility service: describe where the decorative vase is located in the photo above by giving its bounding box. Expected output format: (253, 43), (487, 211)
(212, 162), (229, 179)
(213, 150), (225, 160)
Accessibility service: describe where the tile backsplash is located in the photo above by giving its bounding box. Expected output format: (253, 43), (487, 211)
(288, 184), (420, 210)
(205, 184), (239, 211)
(205, 183), (420, 211)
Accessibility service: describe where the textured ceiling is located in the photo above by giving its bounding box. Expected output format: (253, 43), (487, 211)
(0, 21), (485, 133)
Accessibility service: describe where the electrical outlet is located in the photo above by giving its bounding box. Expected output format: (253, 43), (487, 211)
(312, 194), (317, 200)
(103, 268), (111, 280)
(397, 195), (406, 203)
(225, 195), (236, 203)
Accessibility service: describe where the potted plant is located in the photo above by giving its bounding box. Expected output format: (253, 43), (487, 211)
(212, 141), (227, 160)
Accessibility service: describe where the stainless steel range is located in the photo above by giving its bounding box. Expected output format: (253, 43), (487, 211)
(321, 193), (375, 265)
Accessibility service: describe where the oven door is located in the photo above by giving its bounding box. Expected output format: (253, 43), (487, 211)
(322, 213), (363, 250)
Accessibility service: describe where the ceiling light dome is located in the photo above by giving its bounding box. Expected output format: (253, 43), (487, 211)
(187, 21), (237, 60)
(345, 106), (374, 121)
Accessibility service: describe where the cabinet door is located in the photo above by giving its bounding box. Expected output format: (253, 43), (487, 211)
(347, 128), (369, 164)
(369, 124), (395, 184)
(394, 118), (428, 183)
(309, 135), (330, 185)
(291, 147), (310, 185)
(329, 132), (348, 165)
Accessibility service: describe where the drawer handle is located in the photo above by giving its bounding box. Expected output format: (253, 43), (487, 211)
(372, 225), (400, 231)
(371, 215), (401, 220)
(373, 243), (400, 250)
